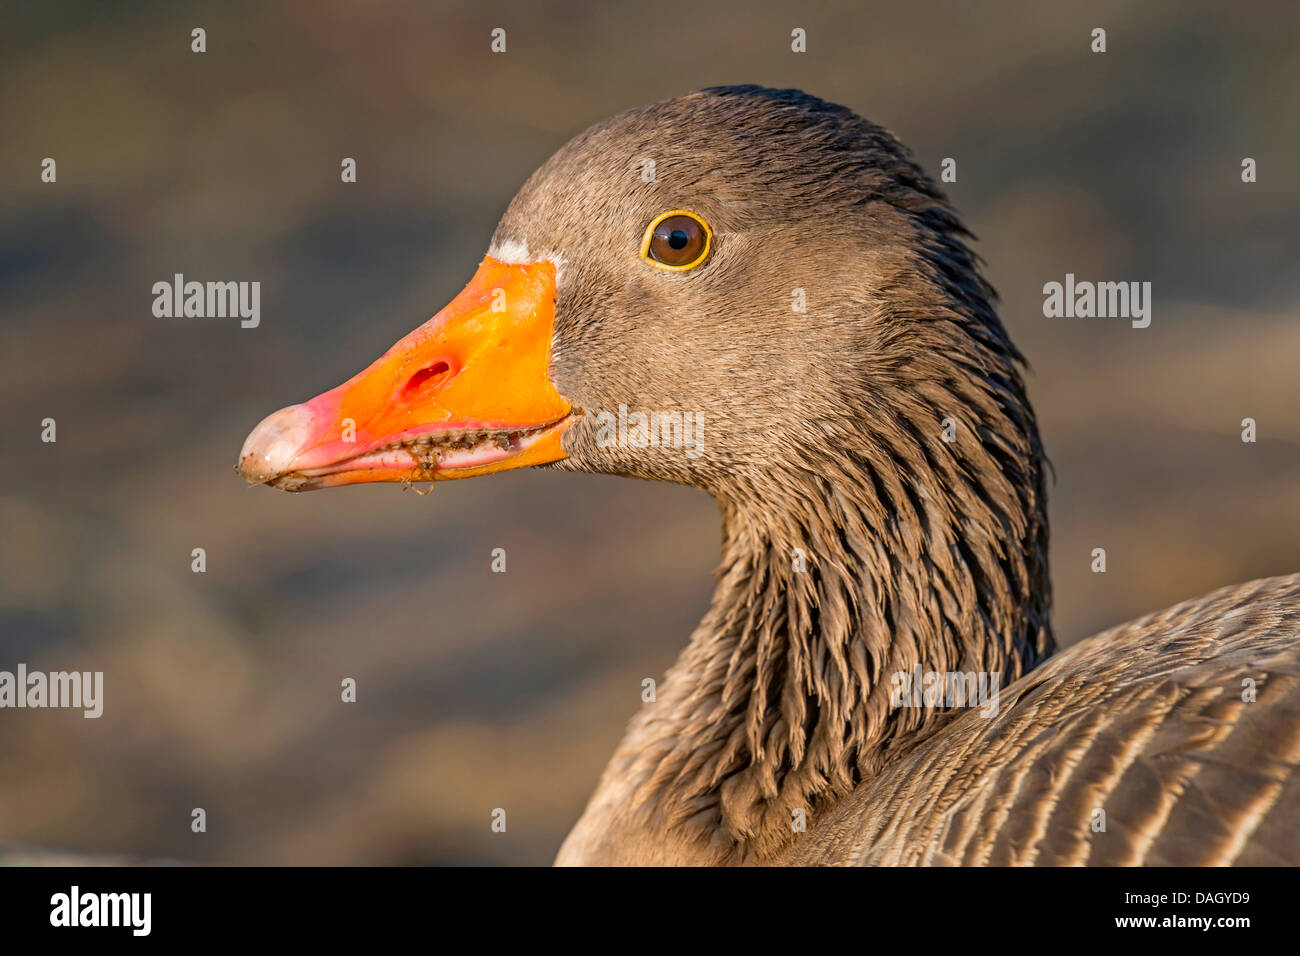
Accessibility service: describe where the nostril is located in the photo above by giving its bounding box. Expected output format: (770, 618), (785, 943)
(404, 360), (453, 397)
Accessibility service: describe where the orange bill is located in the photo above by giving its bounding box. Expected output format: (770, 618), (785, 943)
(237, 256), (574, 490)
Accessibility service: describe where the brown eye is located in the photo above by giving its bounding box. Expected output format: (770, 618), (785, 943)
(640, 210), (712, 271)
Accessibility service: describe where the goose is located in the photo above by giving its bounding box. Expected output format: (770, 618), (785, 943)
(237, 86), (1300, 866)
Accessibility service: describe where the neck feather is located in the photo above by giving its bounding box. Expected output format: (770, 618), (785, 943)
(563, 357), (1052, 864)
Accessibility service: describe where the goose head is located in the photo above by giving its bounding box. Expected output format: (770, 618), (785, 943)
(238, 86), (1052, 861)
(239, 86), (1033, 500)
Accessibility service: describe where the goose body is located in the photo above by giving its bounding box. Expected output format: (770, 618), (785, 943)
(238, 87), (1300, 866)
(779, 575), (1300, 866)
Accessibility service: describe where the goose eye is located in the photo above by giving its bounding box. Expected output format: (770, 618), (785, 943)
(640, 210), (712, 271)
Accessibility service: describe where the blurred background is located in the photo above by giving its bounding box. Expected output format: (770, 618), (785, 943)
(1, 0), (1298, 864)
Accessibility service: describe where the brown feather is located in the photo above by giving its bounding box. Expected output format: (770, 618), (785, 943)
(480, 86), (1298, 866)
